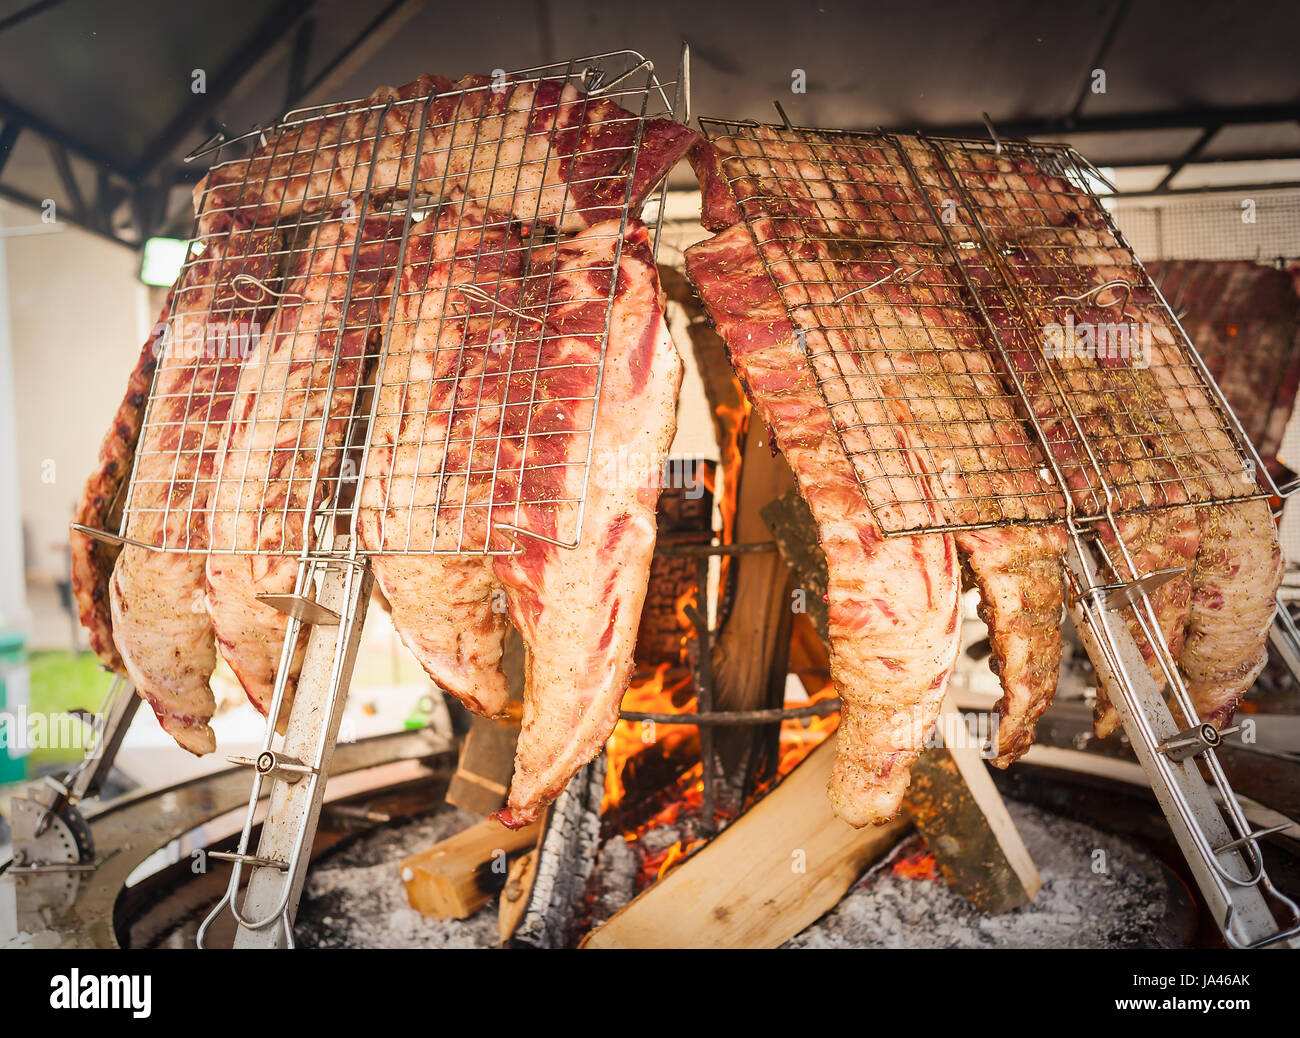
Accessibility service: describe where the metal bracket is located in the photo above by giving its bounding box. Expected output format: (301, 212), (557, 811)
(255, 593), (342, 626)
(1066, 537), (1300, 949)
(67, 522), (157, 552)
(1156, 721), (1224, 762)
(227, 750), (316, 784)
(1097, 566), (1186, 611)
(208, 851), (290, 871)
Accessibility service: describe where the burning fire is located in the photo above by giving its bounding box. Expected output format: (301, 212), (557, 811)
(893, 852), (939, 882)
(712, 398), (750, 548)
(647, 837), (707, 882)
(603, 629), (841, 884)
(603, 664), (698, 814)
(776, 681), (840, 775)
(598, 380), (830, 888)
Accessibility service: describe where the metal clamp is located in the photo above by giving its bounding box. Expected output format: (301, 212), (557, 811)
(228, 750), (316, 785)
(1156, 722), (1224, 763)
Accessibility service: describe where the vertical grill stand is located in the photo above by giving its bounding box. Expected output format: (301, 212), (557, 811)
(693, 116), (1300, 948)
(1067, 533), (1300, 948)
(198, 549), (372, 949)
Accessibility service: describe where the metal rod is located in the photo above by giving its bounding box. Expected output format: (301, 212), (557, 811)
(690, 555), (716, 835)
(619, 699), (840, 726)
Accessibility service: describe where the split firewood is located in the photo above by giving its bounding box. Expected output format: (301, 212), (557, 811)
(497, 807), (549, 944)
(764, 489), (1039, 913)
(400, 816), (542, 921)
(904, 696), (1041, 914)
(581, 735), (908, 948)
(445, 628), (525, 816)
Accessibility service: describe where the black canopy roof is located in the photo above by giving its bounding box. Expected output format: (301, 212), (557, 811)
(2, 0), (1297, 247)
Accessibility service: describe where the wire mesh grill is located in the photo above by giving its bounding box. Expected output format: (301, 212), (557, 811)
(696, 118), (1275, 536)
(119, 51), (685, 556)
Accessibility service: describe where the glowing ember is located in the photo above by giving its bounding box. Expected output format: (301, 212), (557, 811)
(893, 852), (939, 882)
(648, 837), (707, 882)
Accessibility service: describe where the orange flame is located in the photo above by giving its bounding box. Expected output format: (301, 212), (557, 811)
(712, 396), (750, 593)
(892, 852), (939, 881)
(603, 665), (697, 813)
(775, 680), (840, 776)
(650, 837), (707, 882)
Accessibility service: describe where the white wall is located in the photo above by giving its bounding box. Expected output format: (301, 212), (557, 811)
(0, 201), (155, 599)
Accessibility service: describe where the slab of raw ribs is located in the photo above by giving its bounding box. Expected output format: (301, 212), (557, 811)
(76, 66), (694, 797)
(685, 125), (1280, 825)
(356, 211), (682, 826)
(197, 72), (697, 237)
(71, 293), (171, 675)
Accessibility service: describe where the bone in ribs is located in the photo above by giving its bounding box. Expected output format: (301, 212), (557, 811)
(110, 227), (283, 754)
(356, 196), (528, 718)
(690, 129), (1067, 788)
(207, 209), (414, 726)
(492, 219), (682, 828)
(913, 139), (1280, 730)
(360, 211), (682, 824)
(1149, 260), (1300, 480)
(72, 293), (171, 674)
(685, 222), (962, 825)
(198, 72), (697, 238)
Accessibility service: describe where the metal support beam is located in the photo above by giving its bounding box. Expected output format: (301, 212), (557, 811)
(0, 93), (122, 172)
(1066, 0), (1132, 125)
(283, 17), (316, 112)
(0, 123), (20, 178)
(0, 0), (68, 35)
(0, 182), (135, 248)
(131, 0), (316, 179)
(1115, 179), (1300, 199)
(884, 103), (1300, 143)
(290, 0), (426, 111)
(45, 140), (86, 224)
(1154, 124), (1221, 192)
(1102, 147), (1300, 169)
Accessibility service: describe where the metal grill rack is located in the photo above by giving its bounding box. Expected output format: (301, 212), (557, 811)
(697, 118), (1280, 537)
(66, 48), (688, 949)
(111, 51), (683, 560)
(696, 115), (1299, 948)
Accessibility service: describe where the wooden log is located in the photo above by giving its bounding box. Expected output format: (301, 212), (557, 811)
(711, 416), (797, 776)
(763, 491), (1040, 913)
(510, 755), (606, 948)
(664, 264), (793, 783)
(904, 697), (1042, 914)
(445, 627), (525, 816)
(400, 816), (542, 921)
(762, 490), (829, 643)
(580, 735), (909, 949)
(497, 826), (544, 944)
